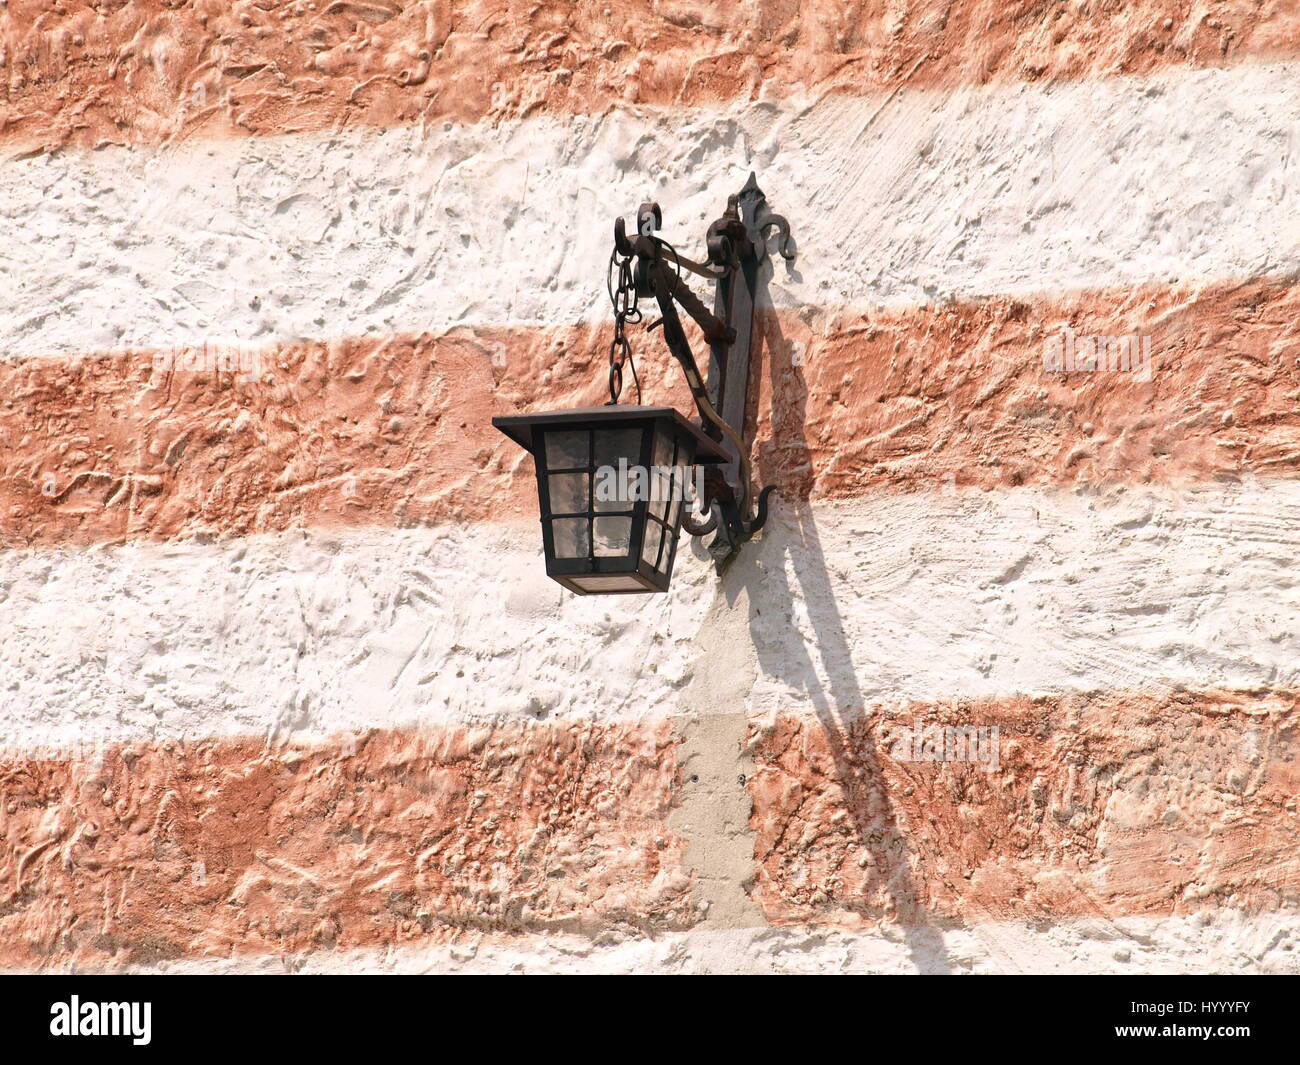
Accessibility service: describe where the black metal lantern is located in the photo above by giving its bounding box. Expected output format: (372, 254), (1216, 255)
(493, 174), (795, 594)
(494, 406), (727, 594)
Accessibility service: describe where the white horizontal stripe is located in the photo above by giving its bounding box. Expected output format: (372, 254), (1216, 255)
(36, 912), (1300, 974)
(2, 62), (1299, 359)
(1, 478), (1296, 750)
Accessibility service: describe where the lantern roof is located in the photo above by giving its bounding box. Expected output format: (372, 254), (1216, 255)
(493, 405), (729, 464)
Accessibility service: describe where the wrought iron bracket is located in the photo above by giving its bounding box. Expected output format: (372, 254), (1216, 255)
(611, 173), (795, 572)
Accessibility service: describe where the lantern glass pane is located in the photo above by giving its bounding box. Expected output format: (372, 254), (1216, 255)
(668, 493), (683, 529)
(545, 430), (589, 470)
(548, 472), (588, 515)
(592, 465), (630, 513)
(648, 464), (671, 520)
(653, 429), (674, 470)
(593, 427), (643, 471)
(552, 518), (590, 558)
(641, 520), (663, 568)
(594, 516), (633, 557)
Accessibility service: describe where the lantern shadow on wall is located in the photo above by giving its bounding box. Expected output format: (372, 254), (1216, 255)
(735, 307), (954, 973)
(493, 173), (795, 595)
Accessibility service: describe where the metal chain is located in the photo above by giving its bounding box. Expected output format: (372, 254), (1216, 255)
(606, 249), (642, 404)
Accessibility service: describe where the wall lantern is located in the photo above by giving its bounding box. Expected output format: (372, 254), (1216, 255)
(493, 406), (728, 594)
(493, 174), (795, 595)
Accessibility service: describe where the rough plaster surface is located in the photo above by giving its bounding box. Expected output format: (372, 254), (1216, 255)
(3, 8), (1299, 973)
(30, 914), (1300, 975)
(0, 522), (710, 750)
(669, 581), (763, 928)
(3, 691), (1296, 971)
(748, 692), (1300, 929)
(3, 482), (1298, 752)
(3, 1), (1296, 152)
(0, 722), (690, 969)
(4, 63), (1300, 360)
(5, 278), (1300, 551)
(3, 484), (1298, 971)
(670, 714), (762, 929)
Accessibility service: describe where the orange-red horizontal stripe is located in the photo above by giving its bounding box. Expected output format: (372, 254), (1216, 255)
(3, 688), (1297, 968)
(3, 279), (1299, 549)
(3, 1), (1298, 151)
(0, 721), (689, 969)
(750, 689), (1300, 927)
